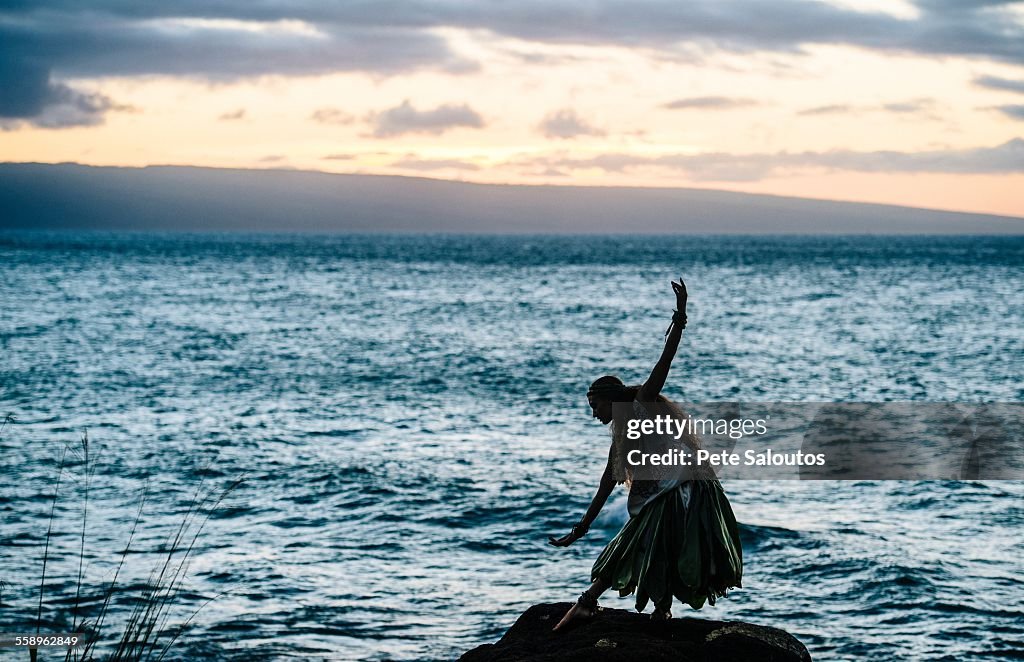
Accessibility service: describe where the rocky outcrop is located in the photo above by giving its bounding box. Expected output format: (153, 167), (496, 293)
(460, 603), (811, 662)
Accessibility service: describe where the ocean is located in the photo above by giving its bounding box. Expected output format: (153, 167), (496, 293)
(1, 233), (1023, 661)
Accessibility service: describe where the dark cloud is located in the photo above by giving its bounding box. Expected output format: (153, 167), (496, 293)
(0, 59), (129, 129)
(3, 1), (1024, 127)
(310, 108), (354, 125)
(0, 6), (475, 125)
(663, 96), (759, 110)
(0, 58), (129, 128)
(391, 157), (480, 171)
(538, 109), (605, 139)
(219, 109), (246, 121)
(974, 75), (1024, 94)
(30, 90), (130, 128)
(0, 11), (473, 80)
(522, 138), (1024, 181)
(368, 100), (484, 138)
(994, 105), (1024, 119)
(0, 59), (52, 117)
(309, 0), (1021, 67)
(3, 2), (1023, 76)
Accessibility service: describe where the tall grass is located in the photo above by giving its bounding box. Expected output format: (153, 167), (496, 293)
(3, 418), (243, 661)
(31, 444), (68, 662)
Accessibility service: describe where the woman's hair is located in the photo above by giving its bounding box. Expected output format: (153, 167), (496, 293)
(590, 375), (706, 484)
(589, 374), (678, 410)
(588, 375), (643, 403)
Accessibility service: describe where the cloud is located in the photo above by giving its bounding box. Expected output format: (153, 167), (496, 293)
(994, 105), (1024, 120)
(0, 61), (129, 129)
(3, 1), (1024, 127)
(391, 157), (480, 171)
(663, 96), (760, 110)
(1, 2), (1022, 81)
(0, 8), (474, 126)
(323, 153), (357, 160)
(368, 100), (483, 138)
(0, 12), (474, 81)
(258, 155), (286, 163)
(454, 1), (1022, 65)
(538, 109), (606, 139)
(502, 49), (585, 66)
(219, 109), (246, 121)
(880, 97), (942, 120)
(881, 98), (936, 114)
(310, 108), (355, 125)
(521, 138), (1024, 181)
(798, 104), (857, 116)
(797, 99), (940, 118)
(974, 75), (1024, 95)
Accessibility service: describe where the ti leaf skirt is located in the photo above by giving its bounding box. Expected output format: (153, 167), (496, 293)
(591, 480), (743, 613)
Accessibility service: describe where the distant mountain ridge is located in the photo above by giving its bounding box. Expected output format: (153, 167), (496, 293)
(1, 162), (1021, 234)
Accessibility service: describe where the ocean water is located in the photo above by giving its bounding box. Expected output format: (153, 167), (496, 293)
(1, 233), (1023, 661)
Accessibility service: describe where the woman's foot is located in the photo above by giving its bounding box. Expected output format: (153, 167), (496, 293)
(651, 607), (672, 621)
(553, 591), (599, 632)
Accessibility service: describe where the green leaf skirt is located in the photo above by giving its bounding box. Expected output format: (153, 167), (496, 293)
(591, 480), (743, 613)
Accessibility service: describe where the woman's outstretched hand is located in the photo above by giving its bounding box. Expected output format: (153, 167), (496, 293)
(548, 523), (588, 547)
(547, 531), (580, 547)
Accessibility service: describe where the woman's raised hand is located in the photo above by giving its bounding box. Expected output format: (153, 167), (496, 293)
(672, 278), (687, 312)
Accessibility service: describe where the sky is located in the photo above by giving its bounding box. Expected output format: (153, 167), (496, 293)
(2, 0), (1024, 217)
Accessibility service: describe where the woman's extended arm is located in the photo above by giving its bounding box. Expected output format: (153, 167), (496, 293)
(548, 445), (617, 547)
(638, 279), (688, 402)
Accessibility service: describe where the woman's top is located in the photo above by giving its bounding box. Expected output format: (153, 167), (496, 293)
(620, 398), (708, 517)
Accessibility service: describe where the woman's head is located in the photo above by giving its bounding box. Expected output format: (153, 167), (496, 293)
(587, 375), (635, 425)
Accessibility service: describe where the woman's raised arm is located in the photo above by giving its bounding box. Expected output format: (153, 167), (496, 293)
(638, 279), (687, 402)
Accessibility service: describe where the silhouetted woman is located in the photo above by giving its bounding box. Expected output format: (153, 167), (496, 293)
(549, 278), (742, 630)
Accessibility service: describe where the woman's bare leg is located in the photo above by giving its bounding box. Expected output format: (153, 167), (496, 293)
(552, 577), (611, 631)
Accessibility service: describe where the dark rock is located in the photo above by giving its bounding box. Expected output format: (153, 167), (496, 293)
(460, 603), (811, 662)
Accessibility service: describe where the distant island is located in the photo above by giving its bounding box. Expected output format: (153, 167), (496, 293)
(1, 162), (1021, 234)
